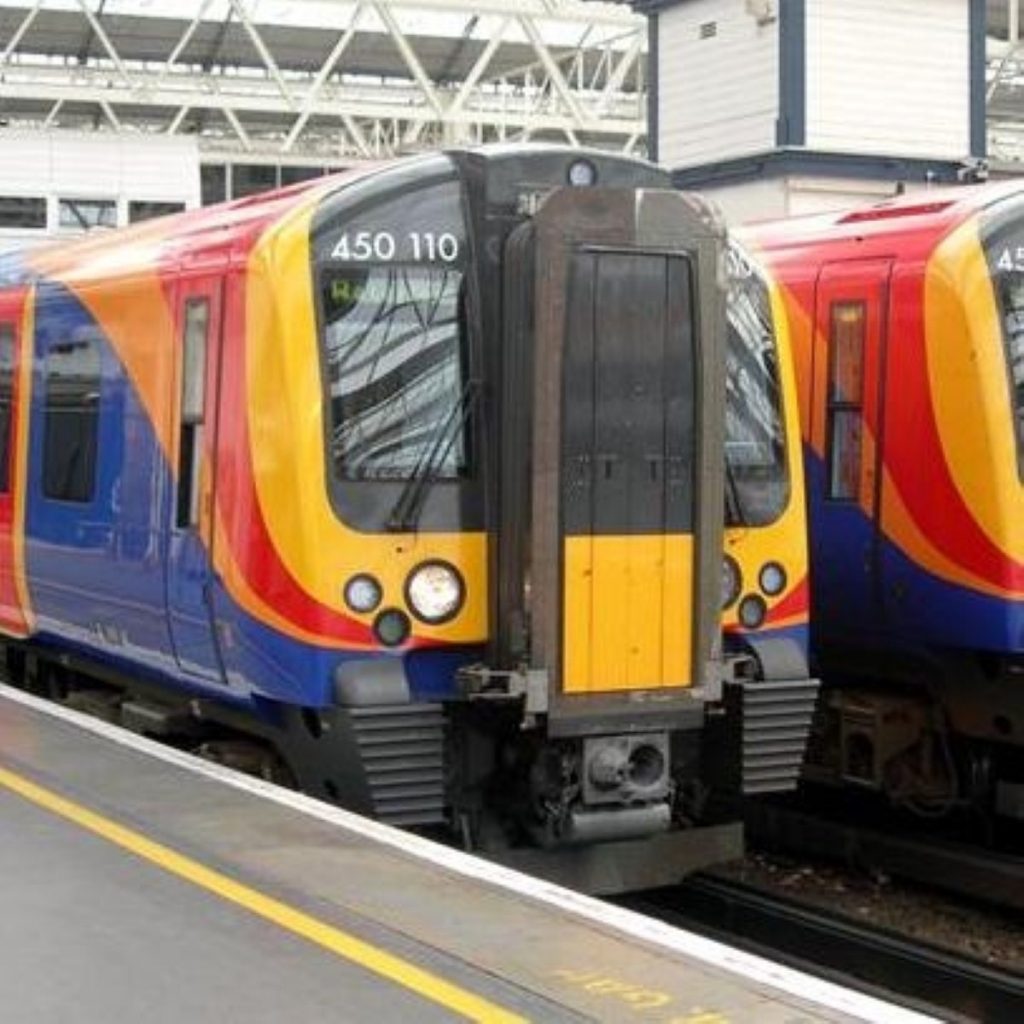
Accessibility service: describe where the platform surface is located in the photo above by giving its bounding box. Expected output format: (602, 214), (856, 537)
(0, 684), (936, 1024)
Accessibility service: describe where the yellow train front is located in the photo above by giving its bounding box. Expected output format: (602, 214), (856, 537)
(295, 148), (733, 877)
(0, 146), (813, 888)
(717, 240), (818, 797)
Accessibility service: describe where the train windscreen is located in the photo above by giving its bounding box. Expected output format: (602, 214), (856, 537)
(981, 195), (1024, 481)
(321, 264), (468, 481)
(315, 173), (470, 483)
(724, 242), (789, 525)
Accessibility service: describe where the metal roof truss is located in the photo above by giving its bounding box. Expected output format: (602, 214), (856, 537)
(0, 0), (647, 161)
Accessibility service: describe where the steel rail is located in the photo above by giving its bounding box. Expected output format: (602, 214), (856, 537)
(628, 875), (1024, 1022)
(742, 798), (1024, 914)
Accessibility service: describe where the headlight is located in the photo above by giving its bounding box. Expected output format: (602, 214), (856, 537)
(374, 609), (411, 647)
(405, 561), (464, 624)
(759, 562), (787, 597)
(722, 556), (741, 610)
(344, 574), (382, 613)
(739, 594), (767, 629)
(567, 158), (597, 187)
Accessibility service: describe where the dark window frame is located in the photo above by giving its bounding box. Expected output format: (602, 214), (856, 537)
(979, 195), (1024, 483)
(176, 297), (209, 529)
(308, 159), (484, 535)
(128, 200), (186, 224)
(0, 196), (46, 230)
(723, 244), (791, 526)
(57, 197), (117, 231)
(42, 336), (101, 504)
(825, 299), (867, 502)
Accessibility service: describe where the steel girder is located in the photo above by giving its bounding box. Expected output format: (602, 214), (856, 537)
(0, 0), (647, 161)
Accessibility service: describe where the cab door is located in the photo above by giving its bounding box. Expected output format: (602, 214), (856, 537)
(561, 250), (696, 693)
(502, 188), (724, 734)
(165, 271), (226, 683)
(812, 260), (892, 641)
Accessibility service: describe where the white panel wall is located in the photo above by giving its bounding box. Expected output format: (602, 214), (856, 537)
(805, 0), (970, 158)
(658, 0), (779, 168)
(699, 175), (933, 224)
(687, 177), (788, 224)
(0, 131), (201, 246)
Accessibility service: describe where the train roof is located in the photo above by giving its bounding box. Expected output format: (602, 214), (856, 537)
(2, 144), (658, 291)
(14, 164), (380, 289)
(741, 178), (1024, 255)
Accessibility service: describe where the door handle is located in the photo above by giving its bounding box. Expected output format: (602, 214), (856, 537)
(596, 453), (620, 479)
(645, 454), (664, 481)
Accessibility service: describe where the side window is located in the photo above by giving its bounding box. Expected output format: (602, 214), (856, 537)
(826, 301), (866, 501)
(0, 197), (46, 230)
(0, 323), (14, 493)
(129, 201), (186, 224)
(177, 298), (208, 529)
(43, 336), (101, 503)
(58, 198), (117, 231)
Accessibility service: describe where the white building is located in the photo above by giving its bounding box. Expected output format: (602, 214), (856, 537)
(0, 131), (200, 252)
(644, 0), (989, 221)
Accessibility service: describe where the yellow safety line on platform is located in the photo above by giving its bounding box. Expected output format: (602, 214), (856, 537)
(0, 764), (527, 1024)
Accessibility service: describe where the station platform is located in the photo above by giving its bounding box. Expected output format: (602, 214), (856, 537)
(0, 683), (935, 1024)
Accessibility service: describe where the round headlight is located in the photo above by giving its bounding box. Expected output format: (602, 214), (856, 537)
(344, 574), (382, 613)
(738, 594), (767, 630)
(374, 608), (411, 648)
(405, 561), (465, 624)
(722, 556), (741, 610)
(567, 158), (597, 187)
(759, 562), (787, 597)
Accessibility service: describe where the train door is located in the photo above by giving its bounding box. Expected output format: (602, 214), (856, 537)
(0, 291), (29, 636)
(559, 250), (696, 692)
(812, 260), (892, 641)
(498, 188), (723, 730)
(165, 272), (226, 683)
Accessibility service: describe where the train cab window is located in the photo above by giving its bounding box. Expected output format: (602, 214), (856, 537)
(43, 336), (101, 503)
(981, 196), (1024, 480)
(321, 266), (467, 481)
(0, 323), (13, 492)
(724, 243), (789, 525)
(827, 301), (866, 500)
(315, 176), (470, 484)
(177, 298), (208, 529)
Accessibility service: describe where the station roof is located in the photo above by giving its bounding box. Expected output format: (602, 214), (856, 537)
(0, 1), (646, 161)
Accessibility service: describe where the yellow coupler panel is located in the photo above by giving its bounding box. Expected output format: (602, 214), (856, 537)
(563, 535), (694, 693)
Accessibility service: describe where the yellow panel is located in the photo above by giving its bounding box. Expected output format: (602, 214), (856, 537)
(562, 535), (593, 692)
(562, 535), (693, 694)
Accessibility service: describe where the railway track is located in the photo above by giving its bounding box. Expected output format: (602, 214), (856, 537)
(630, 875), (1024, 1022)
(743, 798), (1024, 914)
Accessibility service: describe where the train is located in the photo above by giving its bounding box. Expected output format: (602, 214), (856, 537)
(0, 145), (817, 889)
(718, 238), (816, 797)
(744, 180), (1024, 821)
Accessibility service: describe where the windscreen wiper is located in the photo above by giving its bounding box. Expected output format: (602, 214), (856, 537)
(387, 378), (480, 532)
(724, 460), (747, 527)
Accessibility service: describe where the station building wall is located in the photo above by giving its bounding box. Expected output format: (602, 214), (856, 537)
(648, 0), (987, 222)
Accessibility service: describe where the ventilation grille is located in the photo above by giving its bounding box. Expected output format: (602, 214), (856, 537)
(738, 679), (819, 794)
(350, 704), (446, 827)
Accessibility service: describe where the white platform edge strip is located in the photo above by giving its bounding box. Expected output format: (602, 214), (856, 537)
(0, 682), (936, 1024)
